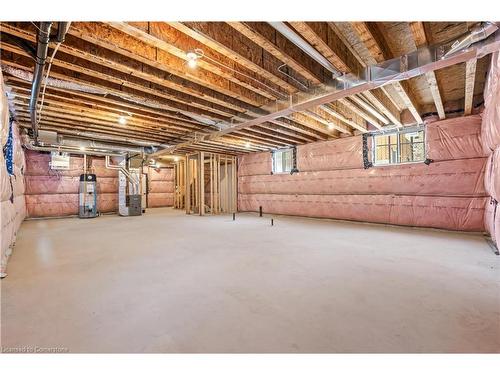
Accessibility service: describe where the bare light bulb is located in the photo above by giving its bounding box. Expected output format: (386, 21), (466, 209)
(187, 58), (197, 69)
(118, 116), (127, 125)
(328, 122), (334, 130)
(245, 142), (251, 148)
(174, 156), (179, 162)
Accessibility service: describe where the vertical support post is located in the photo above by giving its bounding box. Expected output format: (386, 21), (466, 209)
(224, 155), (228, 214)
(185, 155), (191, 214)
(216, 154), (221, 214)
(210, 153), (214, 215)
(192, 154), (200, 213)
(199, 152), (205, 216)
(231, 156), (237, 213)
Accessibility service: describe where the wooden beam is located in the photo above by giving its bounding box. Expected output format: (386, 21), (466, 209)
(2, 51), (232, 124)
(289, 22), (363, 74)
(5, 76), (220, 128)
(338, 98), (383, 129)
(304, 110), (352, 135)
(409, 21), (445, 119)
(391, 81), (423, 124)
(104, 22), (284, 101)
(424, 71), (446, 119)
(227, 22), (325, 85)
(64, 22), (272, 106)
(349, 22), (423, 124)
(350, 22), (387, 63)
(0, 23), (263, 116)
(319, 104), (367, 133)
(289, 112), (339, 138)
(464, 59), (477, 115)
(167, 21), (298, 94)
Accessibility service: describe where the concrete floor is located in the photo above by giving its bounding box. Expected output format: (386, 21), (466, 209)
(1, 207), (499, 353)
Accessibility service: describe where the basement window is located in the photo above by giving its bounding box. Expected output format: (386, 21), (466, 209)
(372, 128), (425, 166)
(272, 148), (294, 174)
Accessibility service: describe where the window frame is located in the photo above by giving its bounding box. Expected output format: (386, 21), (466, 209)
(272, 148), (294, 174)
(371, 126), (426, 167)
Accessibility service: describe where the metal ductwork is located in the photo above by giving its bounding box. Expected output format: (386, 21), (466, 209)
(58, 138), (146, 155)
(32, 129), (161, 155)
(150, 28), (500, 157)
(24, 140), (123, 157)
(56, 22), (71, 43)
(444, 22), (499, 58)
(29, 22), (52, 144)
(22, 130), (146, 157)
(39, 129), (162, 148)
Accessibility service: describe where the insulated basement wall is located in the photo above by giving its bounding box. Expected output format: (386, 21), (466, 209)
(238, 115), (488, 231)
(23, 153), (175, 217)
(24, 151), (119, 217)
(146, 167), (174, 208)
(482, 52), (500, 244)
(1, 71), (26, 275)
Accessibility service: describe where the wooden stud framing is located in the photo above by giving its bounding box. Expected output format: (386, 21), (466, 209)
(464, 59), (477, 115)
(181, 151), (236, 216)
(409, 21), (445, 119)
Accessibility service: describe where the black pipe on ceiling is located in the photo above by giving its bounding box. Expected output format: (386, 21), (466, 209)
(29, 21), (52, 144)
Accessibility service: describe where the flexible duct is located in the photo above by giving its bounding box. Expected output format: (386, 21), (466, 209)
(444, 22), (499, 58)
(29, 22), (52, 144)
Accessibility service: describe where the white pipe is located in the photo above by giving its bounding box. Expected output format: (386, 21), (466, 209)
(268, 22), (342, 75)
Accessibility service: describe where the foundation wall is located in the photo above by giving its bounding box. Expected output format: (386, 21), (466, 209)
(238, 115), (487, 232)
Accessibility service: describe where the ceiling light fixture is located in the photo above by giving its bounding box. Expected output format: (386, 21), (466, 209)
(245, 142), (251, 149)
(118, 116), (127, 125)
(328, 122), (335, 130)
(186, 49), (204, 69)
(174, 156), (179, 162)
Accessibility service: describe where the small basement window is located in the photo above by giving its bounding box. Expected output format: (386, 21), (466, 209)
(372, 128), (425, 166)
(272, 148), (294, 174)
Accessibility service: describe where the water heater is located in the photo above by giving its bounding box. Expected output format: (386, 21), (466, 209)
(79, 174), (98, 218)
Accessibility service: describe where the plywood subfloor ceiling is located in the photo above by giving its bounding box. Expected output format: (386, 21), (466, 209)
(0, 22), (490, 154)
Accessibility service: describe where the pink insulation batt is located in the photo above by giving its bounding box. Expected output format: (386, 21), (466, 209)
(425, 114), (487, 161)
(147, 167), (174, 208)
(1, 116), (27, 275)
(238, 115), (489, 232)
(24, 151), (119, 217)
(481, 52), (500, 246)
(481, 52), (500, 153)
